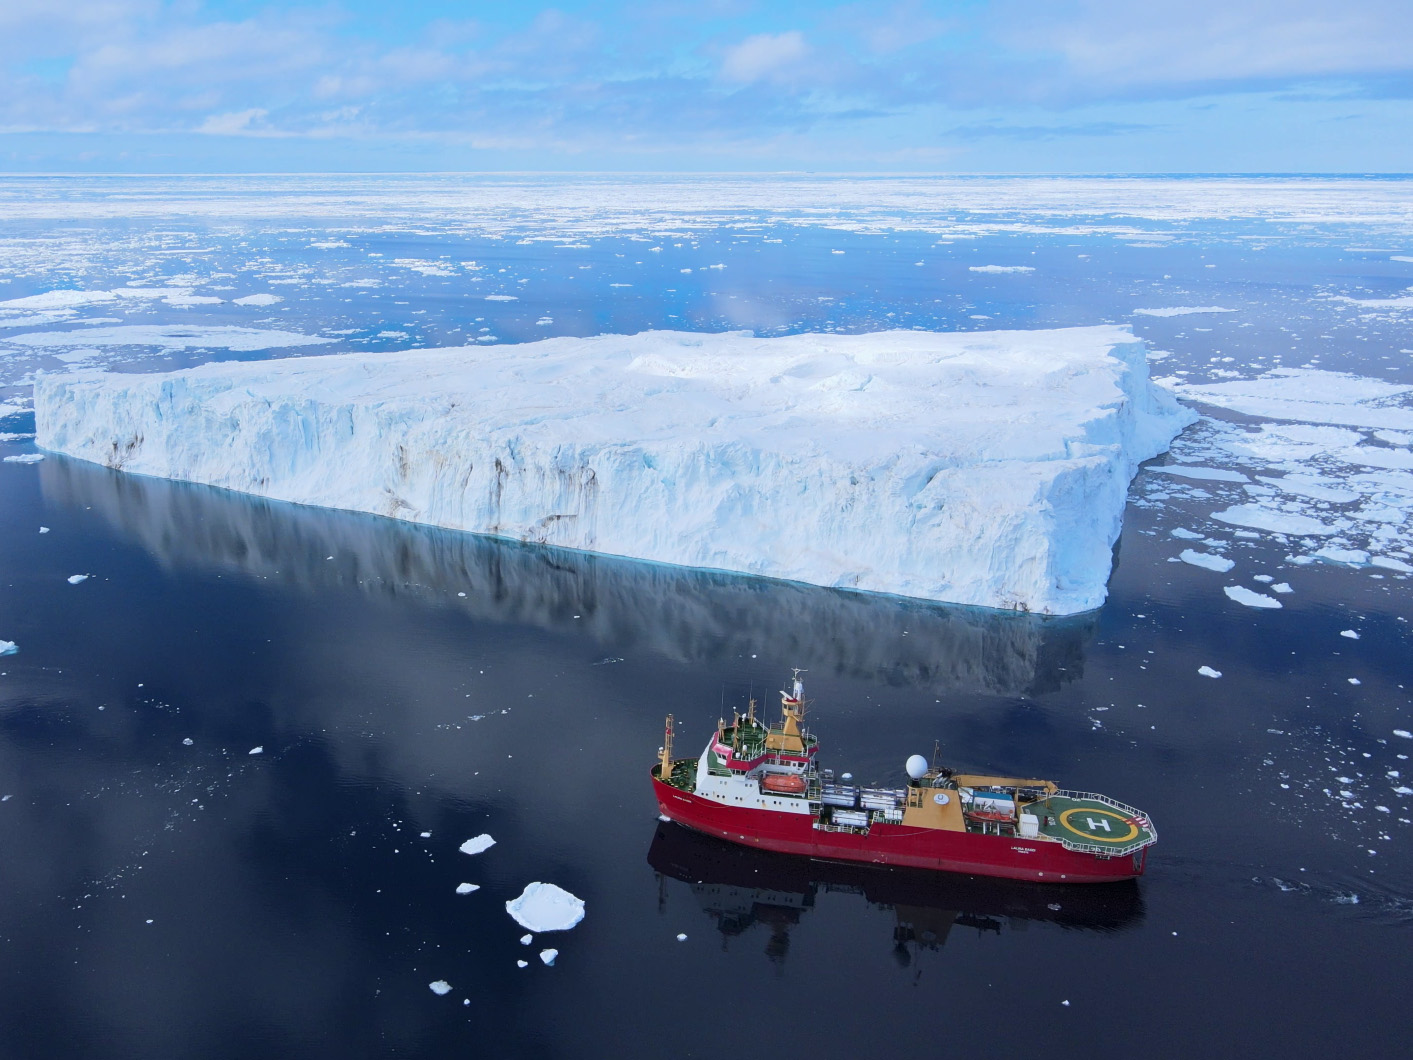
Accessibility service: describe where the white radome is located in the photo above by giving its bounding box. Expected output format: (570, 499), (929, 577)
(905, 754), (929, 780)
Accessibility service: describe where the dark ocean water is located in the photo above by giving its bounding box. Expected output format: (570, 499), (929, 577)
(1, 176), (1411, 1058)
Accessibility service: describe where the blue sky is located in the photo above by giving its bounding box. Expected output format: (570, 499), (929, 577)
(1, 0), (1409, 172)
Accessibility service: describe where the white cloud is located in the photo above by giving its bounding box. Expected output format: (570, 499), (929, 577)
(197, 108), (268, 136)
(720, 31), (810, 84)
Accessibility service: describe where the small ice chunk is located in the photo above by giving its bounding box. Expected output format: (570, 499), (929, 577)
(233, 293), (282, 307)
(1224, 585), (1282, 609)
(969, 265), (1033, 273)
(182, 737), (193, 746)
(3, 454), (44, 464)
(0, 640), (16, 657)
(1340, 630), (1361, 640)
(505, 882), (585, 932)
(539, 948), (558, 966)
(459, 834), (495, 856)
(429, 980), (452, 995)
(1394, 730), (1412, 739)
(419, 831), (431, 838)
(1180, 549), (1234, 573)
(455, 883), (479, 895)
(484, 294), (518, 301)
(1061, 1000), (1071, 1007)
(1349, 678), (1362, 685)
(67, 574), (89, 585)
(39, 526), (49, 533)
(516, 960), (528, 968)
(841, 772), (853, 780)
(248, 746), (263, 755)
(1314, 546), (1369, 566)
(520, 934), (533, 945)
(1198, 666), (1223, 678)
(1170, 528), (1205, 539)
(676, 933), (688, 941)
(1252, 575), (1273, 583)
(1154, 466), (1248, 483)
(1271, 583), (1293, 594)
(1372, 555), (1413, 573)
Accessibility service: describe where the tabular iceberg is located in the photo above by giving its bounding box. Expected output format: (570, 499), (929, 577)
(34, 327), (1192, 614)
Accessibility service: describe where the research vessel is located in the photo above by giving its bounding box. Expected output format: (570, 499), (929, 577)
(650, 671), (1156, 883)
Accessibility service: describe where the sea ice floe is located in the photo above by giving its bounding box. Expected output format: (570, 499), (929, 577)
(484, 294), (517, 301)
(1224, 585), (1282, 609)
(1198, 666), (1223, 678)
(429, 980), (452, 995)
(1211, 505), (1338, 537)
(1132, 306), (1235, 317)
(0, 640), (16, 656)
(3, 454), (44, 464)
(1170, 528), (1205, 539)
(1393, 730), (1411, 739)
(519, 934), (532, 945)
(33, 326), (1191, 615)
(969, 265), (1034, 273)
(1175, 369), (1413, 432)
(11, 325), (334, 352)
(516, 960), (528, 968)
(455, 883), (479, 894)
(1153, 465), (1248, 482)
(539, 949), (558, 965)
(232, 294), (282, 306)
(1179, 549), (1234, 573)
(459, 834), (495, 855)
(248, 745), (263, 755)
(505, 883), (585, 932)
(1340, 630), (1361, 640)
(66, 574), (89, 584)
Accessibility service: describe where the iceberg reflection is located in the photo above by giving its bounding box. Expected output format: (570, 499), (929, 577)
(40, 456), (1096, 696)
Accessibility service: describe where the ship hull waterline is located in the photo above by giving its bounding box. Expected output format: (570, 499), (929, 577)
(652, 773), (1148, 884)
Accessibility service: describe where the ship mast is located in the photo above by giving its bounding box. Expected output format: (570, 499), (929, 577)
(659, 714), (674, 781)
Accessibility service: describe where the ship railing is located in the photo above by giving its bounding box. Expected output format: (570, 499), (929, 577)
(1044, 789), (1158, 856)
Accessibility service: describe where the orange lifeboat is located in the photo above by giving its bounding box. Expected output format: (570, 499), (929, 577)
(761, 773), (807, 794)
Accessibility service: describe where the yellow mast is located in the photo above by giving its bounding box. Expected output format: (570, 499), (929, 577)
(659, 714), (674, 780)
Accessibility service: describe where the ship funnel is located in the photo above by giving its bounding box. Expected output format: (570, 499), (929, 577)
(905, 754), (929, 780)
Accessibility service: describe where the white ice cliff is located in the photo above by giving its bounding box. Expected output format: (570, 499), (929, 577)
(34, 327), (1193, 614)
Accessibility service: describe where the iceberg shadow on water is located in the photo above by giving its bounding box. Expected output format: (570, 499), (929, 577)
(40, 456), (1097, 698)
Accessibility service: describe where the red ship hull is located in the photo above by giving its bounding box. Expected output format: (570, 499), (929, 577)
(653, 775), (1147, 884)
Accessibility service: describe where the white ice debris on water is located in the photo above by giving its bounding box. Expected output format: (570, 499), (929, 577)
(455, 882), (479, 894)
(232, 294), (282, 307)
(969, 265), (1034, 274)
(459, 834), (495, 855)
(3, 454), (44, 464)
(66, 574), (89, 584)
(1179, 549), (1235, 572)
(1132, 306), (1235, 318)
(1224, 585), (1282, 609)
(676, 933), (688, 941)
(505, 883), (585, 932)
(1152, 465), (1247, 482)
(1340, 630), (1361, 640)
(1393, 730), (1411, 739)
(34, 327), (1192, 614)
(0, 640), (16, 656)
(516, 960), (528, 968)
(519, 934), (532, 945)
(1198, 665), (1223, 678)
(429, 981), (452, 995)
(539, 949), (558, 966)
(14, 324), (333, 353)
(248, 745), (263, 755)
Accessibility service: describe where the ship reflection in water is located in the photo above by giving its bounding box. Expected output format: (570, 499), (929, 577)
(647, 821), (1144, 965)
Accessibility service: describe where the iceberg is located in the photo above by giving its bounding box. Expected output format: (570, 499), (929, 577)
(34, 326), (1192, 615)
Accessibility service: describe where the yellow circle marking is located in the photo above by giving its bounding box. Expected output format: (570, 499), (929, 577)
(1059, 807), (1139, 844)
